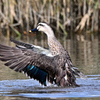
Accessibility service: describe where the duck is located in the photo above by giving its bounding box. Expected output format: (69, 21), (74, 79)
(0, 22), (85, 87)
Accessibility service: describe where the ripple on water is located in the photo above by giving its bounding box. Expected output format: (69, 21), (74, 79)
(0, 75), (100, 99)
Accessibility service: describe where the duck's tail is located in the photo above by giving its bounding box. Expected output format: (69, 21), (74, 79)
(71, 67), (86, 79)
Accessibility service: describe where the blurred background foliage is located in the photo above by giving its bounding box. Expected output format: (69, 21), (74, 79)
(0, 0), (100, 38)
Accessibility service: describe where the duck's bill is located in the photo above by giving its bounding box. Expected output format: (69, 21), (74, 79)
(29, 28), (38, 32)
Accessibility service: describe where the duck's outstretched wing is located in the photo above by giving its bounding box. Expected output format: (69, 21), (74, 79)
(0, 44), (56, 86)
(10, 38), (52, 56)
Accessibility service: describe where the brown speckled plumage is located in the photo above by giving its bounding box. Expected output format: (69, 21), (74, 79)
(0, 22), (85, 87)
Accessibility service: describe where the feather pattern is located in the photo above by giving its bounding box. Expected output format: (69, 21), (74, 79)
(10, 38), (52, 57)
(0, 44), (57, 85)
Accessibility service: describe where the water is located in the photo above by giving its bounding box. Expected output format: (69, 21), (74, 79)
(0, 34), (100, 100)
(0, 75), (100, 100)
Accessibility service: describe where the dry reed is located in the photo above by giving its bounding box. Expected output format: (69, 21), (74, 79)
(0, 0), (99, 38)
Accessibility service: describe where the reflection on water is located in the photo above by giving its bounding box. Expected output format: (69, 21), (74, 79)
(0, 34), (100, 100)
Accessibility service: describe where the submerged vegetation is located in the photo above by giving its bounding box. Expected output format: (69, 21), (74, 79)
(0, 0), (100, 38)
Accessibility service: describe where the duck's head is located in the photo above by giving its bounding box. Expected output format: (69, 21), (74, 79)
(29, 22), (54, 37)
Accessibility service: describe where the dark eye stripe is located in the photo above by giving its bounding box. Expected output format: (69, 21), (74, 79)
(38, 24), (44, 27)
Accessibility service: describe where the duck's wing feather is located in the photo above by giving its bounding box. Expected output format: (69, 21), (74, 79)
(0, 44), (57, 85)
(10, 38), (52, 57)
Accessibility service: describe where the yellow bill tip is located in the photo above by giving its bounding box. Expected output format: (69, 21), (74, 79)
(29, 30), (32, 32)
